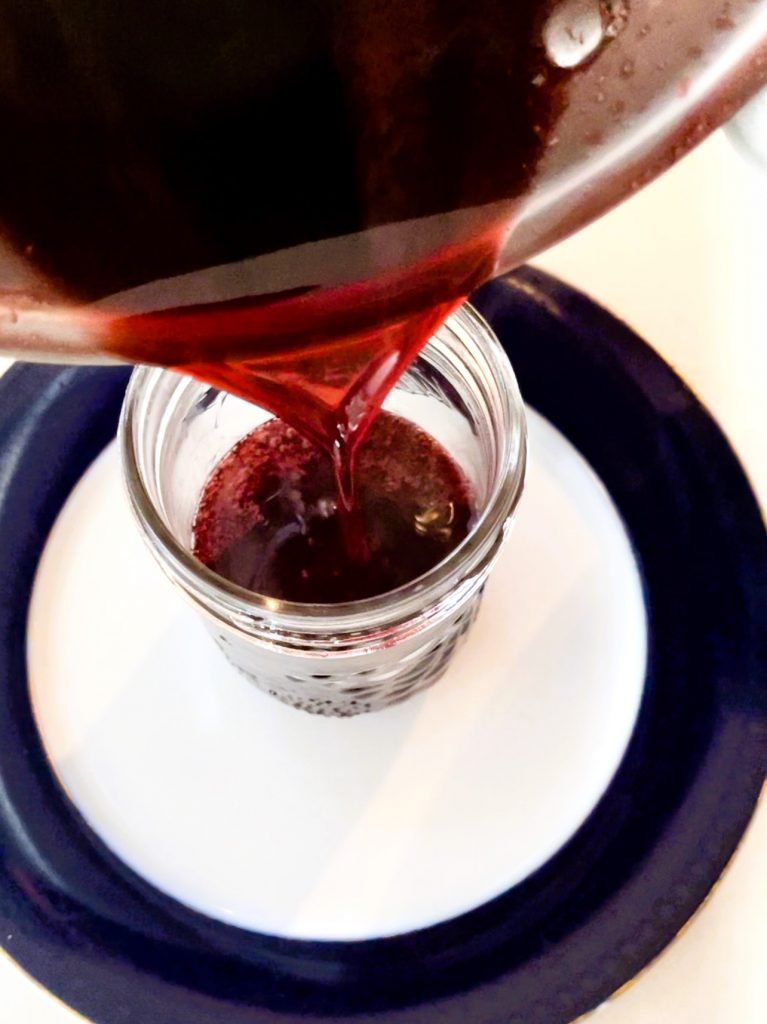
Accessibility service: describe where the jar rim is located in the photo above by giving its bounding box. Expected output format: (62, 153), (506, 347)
(119, 303), (526, 636)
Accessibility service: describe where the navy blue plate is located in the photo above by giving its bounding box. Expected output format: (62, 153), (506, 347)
(1, 267), (765, 1024)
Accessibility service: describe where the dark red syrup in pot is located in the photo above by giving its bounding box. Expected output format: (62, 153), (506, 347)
(0, 2), (570, 573)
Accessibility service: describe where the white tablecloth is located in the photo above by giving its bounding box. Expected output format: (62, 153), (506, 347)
(1, 128), (765, 1023)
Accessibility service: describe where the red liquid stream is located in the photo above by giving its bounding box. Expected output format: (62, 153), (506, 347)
(108, 228), (501, 562)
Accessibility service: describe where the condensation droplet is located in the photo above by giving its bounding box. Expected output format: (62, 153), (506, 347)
(543, 0), (605, 69)
(621, 58), (635, 78)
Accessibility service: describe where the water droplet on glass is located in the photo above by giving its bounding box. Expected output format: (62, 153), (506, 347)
(543, 0), (605, 69)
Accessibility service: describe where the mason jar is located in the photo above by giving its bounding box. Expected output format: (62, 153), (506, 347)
(119, 304), (526, 716)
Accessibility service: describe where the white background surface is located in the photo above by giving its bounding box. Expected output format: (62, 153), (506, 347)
(1, 126), (766, 1020)
(26, 412), (647, 941)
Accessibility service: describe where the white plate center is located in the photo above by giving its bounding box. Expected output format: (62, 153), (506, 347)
(28, 409), (646, 941)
